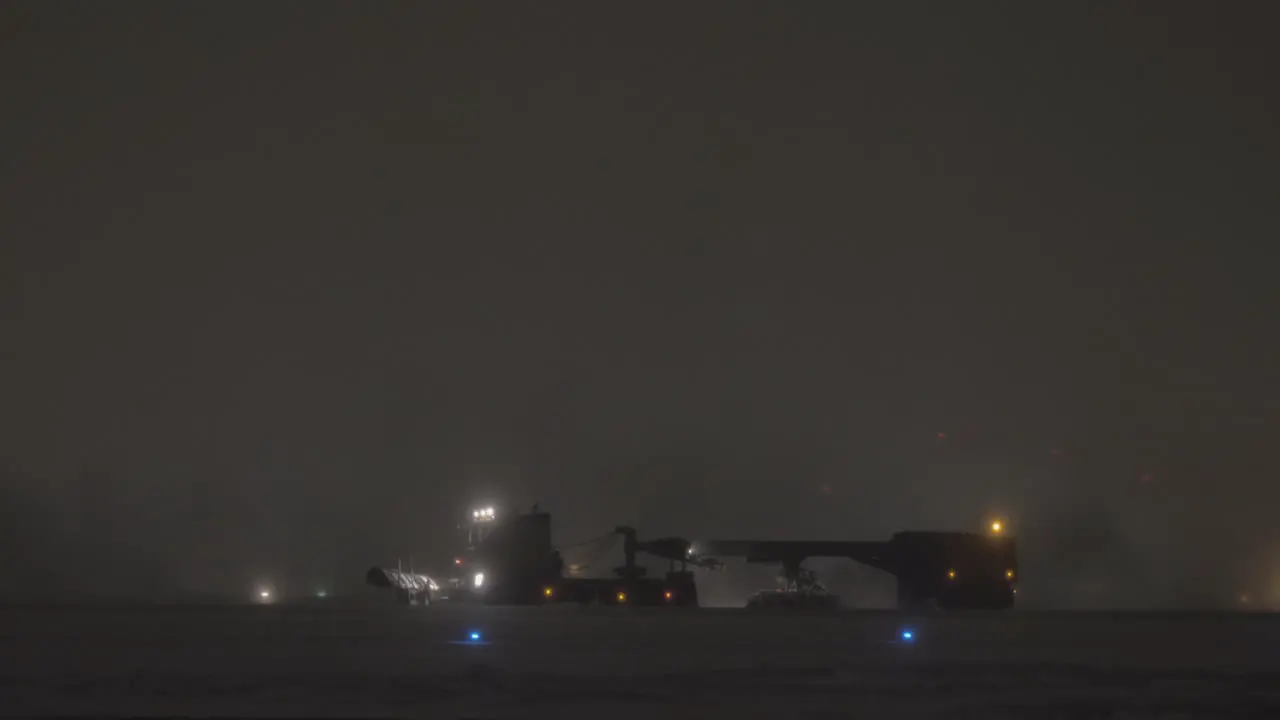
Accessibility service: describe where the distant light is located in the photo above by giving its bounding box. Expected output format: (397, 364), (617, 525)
(664, 590), (673, 601)
(937, 432), (946, 439)
(1006, 569), (1015, 580)
(316, 590), (327, 598)
(455, 557), (462, 565)
(447, 629), (489, 647)
(544, 587), (554, 597)
(990, 521), (1003, 534)
(901, 629), (915, 641)
(1240, 593), (1251, 605)
(474, 572), (485, 589)
(616, 591), (627, 603)
(259, 590), (271, 599)
(947, 569), (956, 580)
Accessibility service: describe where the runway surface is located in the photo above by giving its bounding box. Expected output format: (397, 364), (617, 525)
(2, 603), (1278, 718)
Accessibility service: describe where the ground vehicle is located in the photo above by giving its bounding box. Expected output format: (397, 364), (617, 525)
(367, 509), (1018, 611)
(365, 508), (716, 607)
(742, 566), (842, 610)
(544, 525), (715, 607)
(700, 532), (1018, 610)
(364, 564), (437, 605)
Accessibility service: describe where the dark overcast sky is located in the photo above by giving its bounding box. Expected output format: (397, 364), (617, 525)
(1, 2), (1276, 607)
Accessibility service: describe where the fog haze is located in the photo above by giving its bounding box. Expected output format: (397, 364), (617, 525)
(1, 3), (1276, 607)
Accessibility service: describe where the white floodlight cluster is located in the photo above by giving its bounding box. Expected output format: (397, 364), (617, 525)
(472, 506), (496, 520)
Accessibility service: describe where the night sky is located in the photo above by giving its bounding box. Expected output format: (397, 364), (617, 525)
(2, 3), (1276, 608)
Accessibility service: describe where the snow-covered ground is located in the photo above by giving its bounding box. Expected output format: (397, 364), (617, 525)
(1, 604), (1277, 718)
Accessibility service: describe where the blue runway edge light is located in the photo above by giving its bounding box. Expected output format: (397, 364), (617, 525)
(447, 630), (489, 646)
(901, 629), (915, 641)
